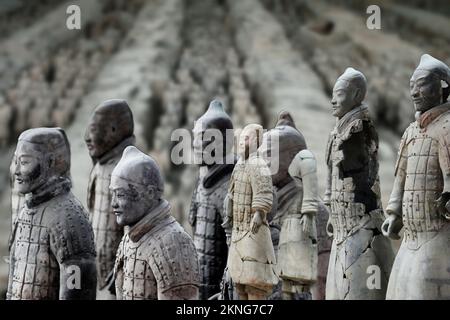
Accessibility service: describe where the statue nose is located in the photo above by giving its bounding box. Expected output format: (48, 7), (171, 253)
(111, 199), (119, 209)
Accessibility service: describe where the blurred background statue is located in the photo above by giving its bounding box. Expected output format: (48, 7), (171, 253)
(85, 99), (135, 297)
(278, 149), (319, 300)
(224, 124), (278, 300)
(189, 100), (234, 299)
(259, 111), (315, 300)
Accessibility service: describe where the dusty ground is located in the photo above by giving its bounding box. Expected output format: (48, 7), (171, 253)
(0, 0), (448, 298)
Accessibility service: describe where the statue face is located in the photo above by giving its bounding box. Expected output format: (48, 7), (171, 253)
(331, 80), (358, 118)
(410, 69), (442, 113)
(14, 141), (47, 194)
(110, 176), (153, 227)
(192, 121), (213, 166)
(85, 114), (116, 159)
(238, 127), (256, 159)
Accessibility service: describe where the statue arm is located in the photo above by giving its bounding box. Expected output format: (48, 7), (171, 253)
(222, 174), (235, 240)
(86, 169), (96, 214)
(188, 180), (199, 227)
(323, 164), (332, 207)
(298, 149), (319, 216)
(152, 233), (200, 300)
(58, 257), (97, 300)
(382, 129), (409, 239)
(113, 239), (125, 299)
(250, 159), (273, 217)
(438, 134), (450, 219)
(49, 211), (97, 300)
(386, 130), (409, 218)
(323, 135), (333, 206)
(158, 285), (199, 300)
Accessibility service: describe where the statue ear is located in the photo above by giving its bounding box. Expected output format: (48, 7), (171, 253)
(47, 155), (54, 169)
(147, 186), (155, 200)
(353, 87), (361, 102)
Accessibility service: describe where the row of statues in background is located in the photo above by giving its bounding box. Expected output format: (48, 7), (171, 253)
(7, 54), (450, 300)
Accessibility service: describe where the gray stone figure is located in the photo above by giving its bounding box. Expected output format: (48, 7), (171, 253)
(383, 54), (450, 299)
(283, 149), (322, 300)
(223, 124), (278, 300)
(85, 99), (135, 291)
(324, 68), (394, 300)
(311, 204), (332, 301)
(112, 146), (200, 300)
(7, 128), (97, 300)
(189, 100), (235, 299)
(9, 154), (25, 242)
(259, 111), (318, 300)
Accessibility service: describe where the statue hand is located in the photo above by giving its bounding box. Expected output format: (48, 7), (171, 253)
(300, 212), (313, 234)
(225, 234), (231, 247)
(445, 199), (450, 220)
(326, 217), (333, 237)
(381, 213), (402, 240)
(105, 269), (116, 295)
(251, 211), (263, 234)
(436, 193), (450, 220)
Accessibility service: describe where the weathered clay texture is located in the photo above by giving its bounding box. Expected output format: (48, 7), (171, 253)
(8, 128), (97, 300)
(189, 100), (234, 299)
(259, 112), (317, 300)
(325, 68), (394, 300)
(384, 55), (450, 299)
(85, 99), (135, 290)
(225, 124), (278, 300)
(112, 146), (200, 300)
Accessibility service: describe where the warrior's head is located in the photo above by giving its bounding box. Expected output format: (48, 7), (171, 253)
(238, 123), (263, 160)
(260, 111), (306, 188)
(331, 67), (367, 119)
(15, 127), (71, 194)
(110, 146), (164, 227)
(410, 54), (450, 113)
(85, 99), (134, 160)
(192, 100), (233, 166)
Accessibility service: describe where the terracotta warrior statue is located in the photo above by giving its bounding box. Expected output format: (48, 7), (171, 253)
(85, 99), (135, 292)
(112, 146), (200, 300)
(189, 100), (235, 299)
(259, 112), (318, 300)
(324, 68), (394, 300)
(382, 54), (450, 299)
(8, 128), (97, 300)
(223, 123), (278, 300)
(9, 154), (25, 243)
(311, 203), (332, 301)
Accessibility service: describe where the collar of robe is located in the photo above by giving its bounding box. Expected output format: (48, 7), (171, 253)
(202, 159), (236, 189)
(97, 135), (136, 165)
(418, 101), (450, 129)
(335, 104), (369, 134)
(25, 176), (72, 209)
(127, 198), (174, 242)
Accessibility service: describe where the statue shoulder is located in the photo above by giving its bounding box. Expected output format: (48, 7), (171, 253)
(47, 193), (96, 263)
(429, 111), (450, 137)
(147, 222), (200, 292)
